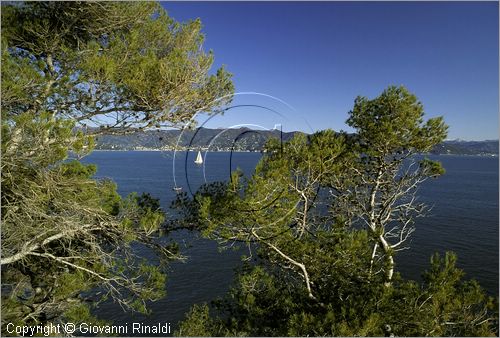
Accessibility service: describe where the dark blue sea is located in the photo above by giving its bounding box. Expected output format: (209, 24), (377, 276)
(82, 151), (499, 332)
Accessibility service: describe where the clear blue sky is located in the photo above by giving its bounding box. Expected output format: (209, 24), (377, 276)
(162, 1), (498, 140)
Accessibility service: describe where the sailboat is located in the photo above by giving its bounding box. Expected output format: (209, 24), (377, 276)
(194, 150), (203, 165)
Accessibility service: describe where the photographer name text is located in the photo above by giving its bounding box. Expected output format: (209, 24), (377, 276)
(6, 322), (171, 336)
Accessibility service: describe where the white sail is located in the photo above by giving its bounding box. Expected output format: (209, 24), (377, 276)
(194, 150), (203, 164)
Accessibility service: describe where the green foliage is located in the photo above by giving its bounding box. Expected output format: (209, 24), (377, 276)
(63, 304), (109, 329)
(2, 112), (94, 168)
(174, 87), (496, 336)
(178, 253), (496, 337)
(61, 160), (97, 178)
(2, 2), (234, 129)
(1, 1), (223, 333)
(420, 157), (446, 177)
(339, 86), (450, 285)
(375, 253), (498, 336)
(176, 304), (222, 337)
(347, 85), (448, 155)
(1, 113), (173, 330)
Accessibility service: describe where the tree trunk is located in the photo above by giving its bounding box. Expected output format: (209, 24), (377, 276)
(379, 235), (394, 286)
(369, 242), (378, 279)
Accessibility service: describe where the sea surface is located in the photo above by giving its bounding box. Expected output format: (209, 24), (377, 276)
(82, 151), (499, 333)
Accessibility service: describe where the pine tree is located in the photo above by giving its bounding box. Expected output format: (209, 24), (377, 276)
(1, 1), (233, 332)
(173, 87), (497, 336)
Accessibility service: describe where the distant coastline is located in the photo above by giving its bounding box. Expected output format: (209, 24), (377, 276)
(92, 149), (264, 153)
(91, 149), (499, 157)
(92, 128), (498, 156)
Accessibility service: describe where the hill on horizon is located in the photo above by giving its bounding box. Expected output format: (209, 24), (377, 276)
(92, 127), (498, 155)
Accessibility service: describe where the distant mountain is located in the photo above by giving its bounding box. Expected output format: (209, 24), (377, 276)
(93, 128), (498, 155)
(431, 140), (498, 156)
(94, 127), (300, 152)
